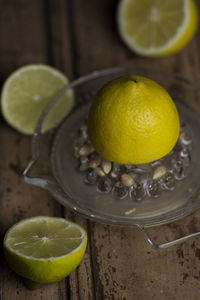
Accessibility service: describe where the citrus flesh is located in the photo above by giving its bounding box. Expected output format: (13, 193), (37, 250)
(1, 64), (74, 134)
(88, 76), (180, 164)
(4, 216), (87, 287)
(117, 0), (198, 56)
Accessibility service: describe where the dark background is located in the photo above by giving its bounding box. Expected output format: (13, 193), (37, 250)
(0, 0), (200, 299)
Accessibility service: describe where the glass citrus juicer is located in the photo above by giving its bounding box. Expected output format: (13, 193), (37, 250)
(23, 66), (200, 250)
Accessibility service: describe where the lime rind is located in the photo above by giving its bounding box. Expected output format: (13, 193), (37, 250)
(22, 278), (42, 290)
(4, 216), (87, 285)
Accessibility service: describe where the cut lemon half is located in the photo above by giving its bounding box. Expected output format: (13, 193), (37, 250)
(88, 76), (180, 164)
(4, 216), (87, 289)
(117, 0), (198, 57)
(1, 64), (74, 134)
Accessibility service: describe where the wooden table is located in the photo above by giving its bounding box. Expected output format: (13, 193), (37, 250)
(1, 1), (200, 299)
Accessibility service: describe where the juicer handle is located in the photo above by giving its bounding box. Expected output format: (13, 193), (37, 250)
(23, 159), (71, 208)
(137, 224), (200, 250)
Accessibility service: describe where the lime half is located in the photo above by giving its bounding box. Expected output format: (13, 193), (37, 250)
(4, 216), (87, 288)
(1, 64), (74, 134)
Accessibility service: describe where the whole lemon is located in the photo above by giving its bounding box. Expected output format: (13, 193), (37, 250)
(88, 76), (180, 164)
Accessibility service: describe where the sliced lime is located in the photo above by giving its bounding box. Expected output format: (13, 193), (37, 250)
(4, 216), (87, 288)
(1, 64), (74, 134)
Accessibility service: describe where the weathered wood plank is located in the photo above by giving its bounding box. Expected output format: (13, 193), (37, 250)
(47, 0), (74, 77)
(47, 0), (95, 299)
(1, 0), (200, 299)
(0, 1), (65, 299)
(0, 0), (48, 77)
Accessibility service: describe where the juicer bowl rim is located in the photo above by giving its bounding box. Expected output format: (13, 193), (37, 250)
(23, 65), (200, 249)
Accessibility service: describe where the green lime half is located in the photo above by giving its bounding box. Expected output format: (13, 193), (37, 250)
(1, 64), (74, 134)
(4, 216), (87, 288)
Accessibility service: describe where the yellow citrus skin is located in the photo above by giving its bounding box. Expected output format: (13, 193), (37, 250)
(160, 0), (198, 57)
(117, 0), (198, 57)
(88, 76), (180, 164)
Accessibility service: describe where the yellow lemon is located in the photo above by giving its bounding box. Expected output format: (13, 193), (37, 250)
(117, 0), (198, 57)
(88, 76), (180, 164)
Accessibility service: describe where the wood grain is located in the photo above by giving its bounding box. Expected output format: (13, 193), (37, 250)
(46, 1), (95, 299)
(0, 0), (200, 299)
(0, 1), (65, 299)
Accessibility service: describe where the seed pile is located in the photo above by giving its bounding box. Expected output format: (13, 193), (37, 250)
(73, 123), (192, 201)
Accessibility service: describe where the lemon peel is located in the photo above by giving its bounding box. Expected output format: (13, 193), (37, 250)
(88, 76), (180, 164)
(117, 0), (198, 57)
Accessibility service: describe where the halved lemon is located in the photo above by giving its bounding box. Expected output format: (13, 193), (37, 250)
(117, 0), (198, 56)
(88, 76), (180, 164)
